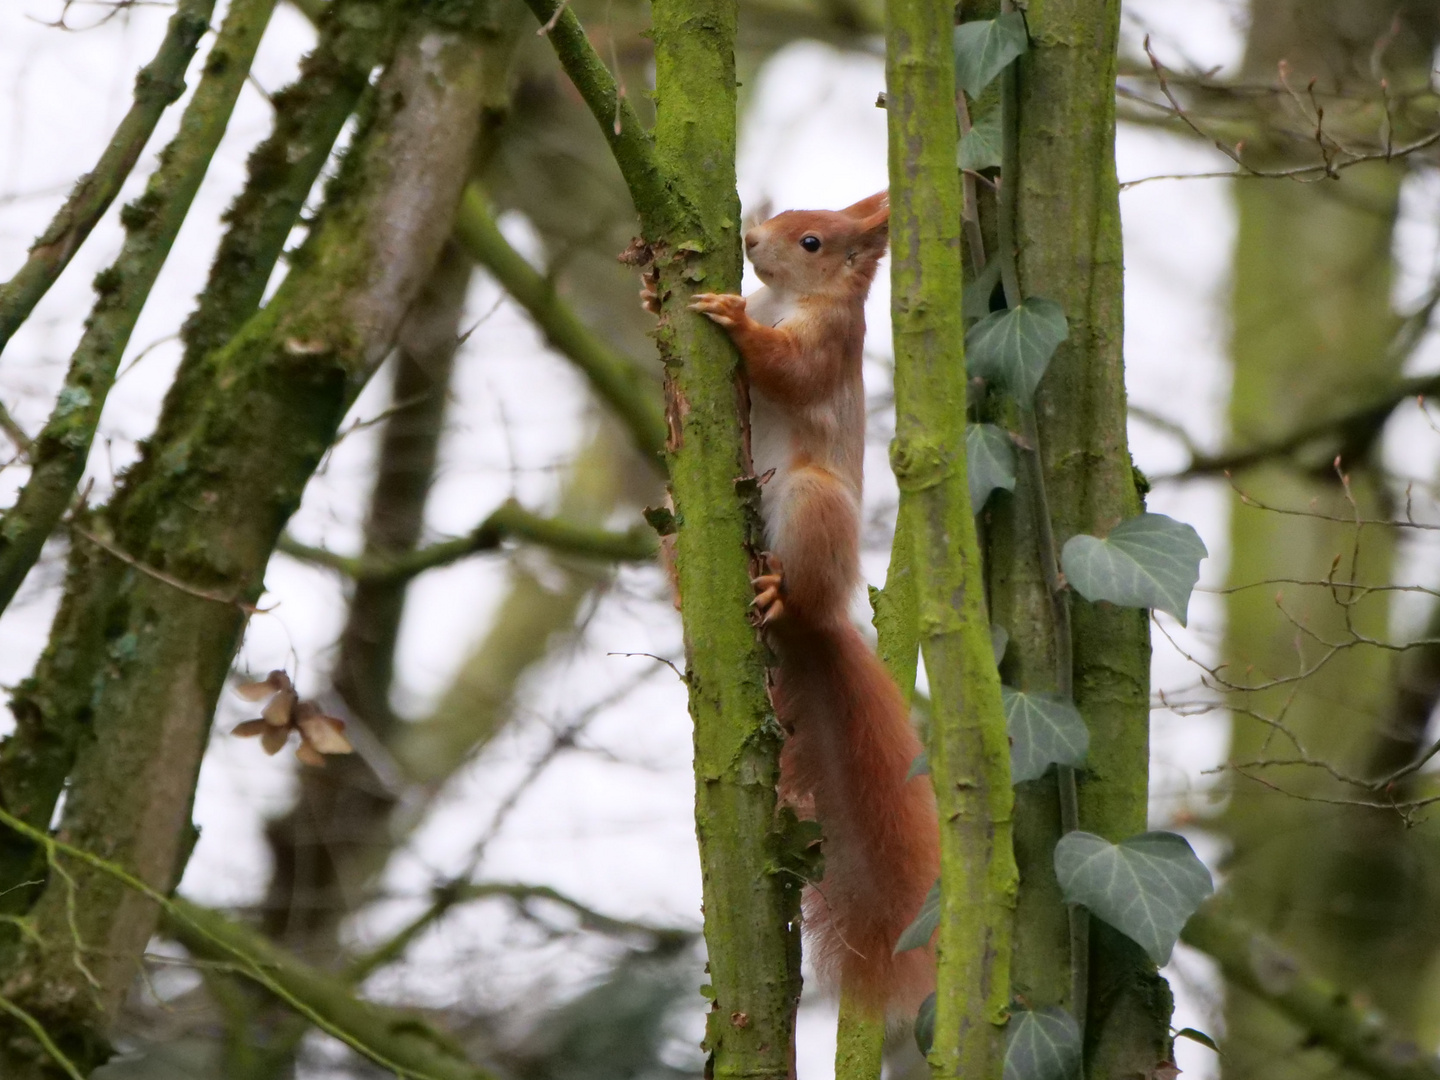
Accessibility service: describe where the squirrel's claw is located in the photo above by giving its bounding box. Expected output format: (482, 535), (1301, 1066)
(638, 269), (662, 315)
(750, 552), (785, 625)
(689, 292), (747, 329)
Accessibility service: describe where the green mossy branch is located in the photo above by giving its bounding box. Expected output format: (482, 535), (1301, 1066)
(0, 0), (215, 358)
(453, 187), (668, 463)
(170, 901), (499, 1080)
(835, 481), (925, 1077)
(653, 0), (805, 1072)
(279, 498), (658, 582)
(0, 805), (497, 1080)
(526, 0), (801, 1064)
(835, 988), (886, 1080)
(886, 0), (1016, 1076)
(0, 0), (279, 620)
(1183, 904), (1440, 1080)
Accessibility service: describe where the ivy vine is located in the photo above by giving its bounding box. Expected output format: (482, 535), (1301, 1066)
(906, 10), (1214, 1074)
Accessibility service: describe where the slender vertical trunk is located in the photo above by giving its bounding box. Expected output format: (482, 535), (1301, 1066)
(887, 0), (1017, 1076)
(650, 0), (804, 1070)
(1005, 0), (1167, 1071)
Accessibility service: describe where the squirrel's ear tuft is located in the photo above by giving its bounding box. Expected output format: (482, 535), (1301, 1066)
(843, 191), (889, 249)
(743, 198), (774, 232)
(842, 190), (889, 222)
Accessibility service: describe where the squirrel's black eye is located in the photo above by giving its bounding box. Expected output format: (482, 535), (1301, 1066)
(800, 235), (822, 253)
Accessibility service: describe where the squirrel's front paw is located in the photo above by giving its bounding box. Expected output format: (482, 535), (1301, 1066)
(639, 269), (661, 315)
(751, 551), (786, 626)
(689, 292), (747, 329)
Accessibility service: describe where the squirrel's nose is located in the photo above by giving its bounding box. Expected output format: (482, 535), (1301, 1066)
(744, 230), (759, 251)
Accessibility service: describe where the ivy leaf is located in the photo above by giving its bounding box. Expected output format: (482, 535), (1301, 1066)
(1175, 1028), (1219, 1053)
(966, 297), (1069, 400)
(960, 116), (1003, 170)
(895, 879), (941, 953)
(964, 258), (1003, 319)
(1004, 1007), (1082, 1080)
(907, 750), (929, 781)
(1059, 513), (1208, 626)
(953, 12), (1029, 98)
(1002, 688), (1089, 784)
(991, 623), (1010, 666)
(968, 424), (1017, 510)
(1053, 831), (1214, 965)
(915, 992), (937, 1056)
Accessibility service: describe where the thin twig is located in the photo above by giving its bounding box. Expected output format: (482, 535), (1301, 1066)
(0, 994), (85, 1080)
(1133, 36), (1440, 189)
(70, 523), (266, 614)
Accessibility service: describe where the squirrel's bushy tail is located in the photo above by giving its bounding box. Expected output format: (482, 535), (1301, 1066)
(775, 622), (939, 1018)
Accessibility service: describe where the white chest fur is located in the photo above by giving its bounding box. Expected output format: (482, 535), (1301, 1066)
(744, 286), (799, 537)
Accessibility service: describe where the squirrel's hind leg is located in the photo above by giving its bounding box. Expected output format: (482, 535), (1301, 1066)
(764, 466), (860, 629)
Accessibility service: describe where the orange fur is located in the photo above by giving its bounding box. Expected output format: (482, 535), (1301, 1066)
(775, 621), (938, 1017)
(689, 191), (940, 1017)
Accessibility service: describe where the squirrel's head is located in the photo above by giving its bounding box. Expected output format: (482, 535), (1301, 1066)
(744, 191), (889, 299)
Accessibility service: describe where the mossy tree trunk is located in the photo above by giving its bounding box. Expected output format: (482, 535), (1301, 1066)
(0, 7), (498, 1074)
(886, 0), (1017, 1076)
(650, 0), (805, 1071)
(522, 0), (802, 1069)
(1007, 0), (1168, 1073)
(962, 0), (1165, 1073)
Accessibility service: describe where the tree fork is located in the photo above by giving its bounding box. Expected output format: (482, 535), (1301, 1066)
(177, 0), (396, 370)
(524, 0), (803, 1070)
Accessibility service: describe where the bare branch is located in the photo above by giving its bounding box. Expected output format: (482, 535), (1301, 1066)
(453, 189), (667, 464)
(0, 0), (277, 620)
(1161, 373), (1440, 480)
(0, 0), (215, 357)
(279, 498), (657, 583)
(1125, 37), (1440, 189)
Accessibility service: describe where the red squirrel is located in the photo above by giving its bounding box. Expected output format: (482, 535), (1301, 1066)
(647, 191), (940, 1018)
